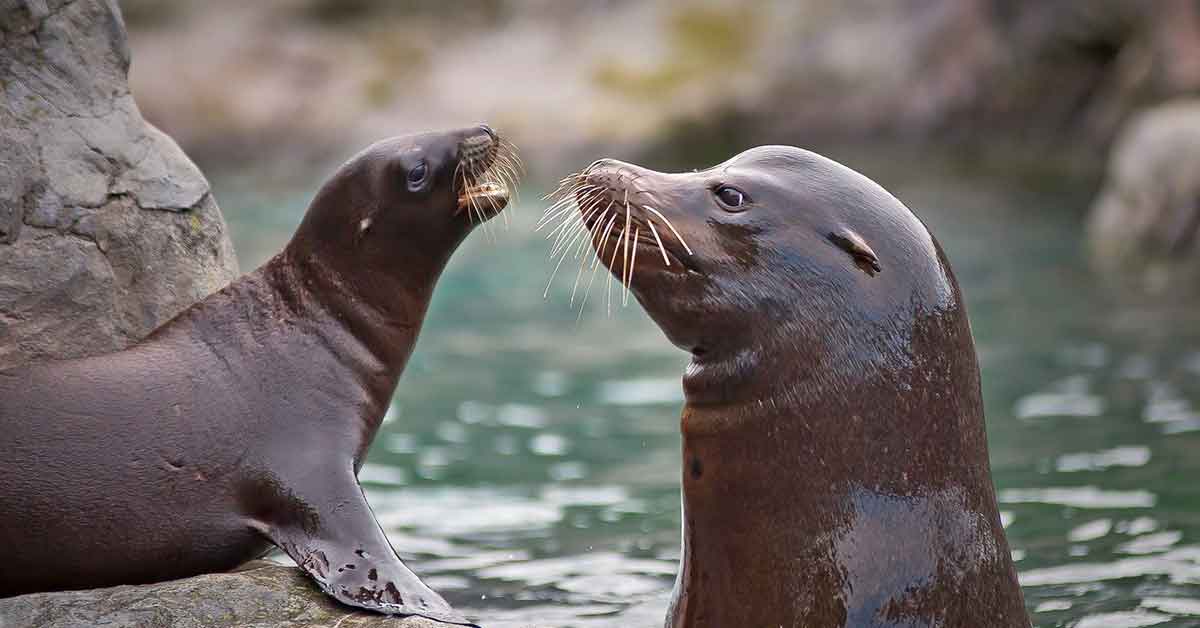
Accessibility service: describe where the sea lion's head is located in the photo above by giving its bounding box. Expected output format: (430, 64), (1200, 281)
(288, 125), (519, 295)
(554, 149), (1023, 627)
(562, 146), (962, 405)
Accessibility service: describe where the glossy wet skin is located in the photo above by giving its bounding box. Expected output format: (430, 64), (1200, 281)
(0, 126), (511, 627)
(580, 147), (948, 386)
(574, 147), (1030, 627)
(290, 125), (508, 304)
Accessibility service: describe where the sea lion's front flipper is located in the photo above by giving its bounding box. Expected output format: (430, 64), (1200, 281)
(251, 471), (478, 627)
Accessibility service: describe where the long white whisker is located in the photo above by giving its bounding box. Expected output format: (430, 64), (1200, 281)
(607, 224), (622, 318)
(552, 199), (608, 258)
(544, 209), (582, 242)
(495, 162), (516, 228)
(537, 205), (579, 233)
(579, 213), (618, 316)
(570, 209), (607, 307)
(495, 157), (520, 206)
(471, 171), (494, 242)
(556, 216), (593, 258)
(499, 154), (521, 180)
(578, 246), (605, 319)
(544, 178), (580, 201)
(499, 138), (525, 172)
(481, 155), (514, 227)
(544, 221), (591, 298)
(539, 185), (583, 215)
(548, 203), (594, 258)
(625, 226), (639, 306)
(547, 215), (583, 256)
(619, 190), (631, 312)
(641, 205), (692, 255)
(590, 213), (617, 271)
(459, 168), (479, 227)
(545, 194), (602, 248)
(536, 187), (595, 230)
(646, 220), (671, 266)
(543, 175), (586, 202)
(578, 201), (612, 256)
(467, 166), (484, 230)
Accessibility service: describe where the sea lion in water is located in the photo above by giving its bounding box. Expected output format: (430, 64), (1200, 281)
(546, 147), (1029, 627)
(0, 125), (519, 626)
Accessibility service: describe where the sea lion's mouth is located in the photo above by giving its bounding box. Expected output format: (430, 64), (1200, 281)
(455, 129), (520, 222)
(458, 180), (510, 214)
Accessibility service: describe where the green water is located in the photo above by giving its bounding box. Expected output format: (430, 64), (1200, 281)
(216, 155), (1200, 628)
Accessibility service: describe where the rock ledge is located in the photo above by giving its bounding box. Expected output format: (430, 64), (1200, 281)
(0, 562), (446, 628)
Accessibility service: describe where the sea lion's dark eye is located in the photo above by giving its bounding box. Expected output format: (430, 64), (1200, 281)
(715, 186), (747, 210)
(407, 162), (429, 189)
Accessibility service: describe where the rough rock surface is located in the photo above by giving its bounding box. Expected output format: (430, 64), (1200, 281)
(1087, 99), (1200, 281)
(0, 562), (449, 628)
(0, 0), (238, 370)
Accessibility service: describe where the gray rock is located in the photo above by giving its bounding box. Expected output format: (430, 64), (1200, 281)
(0, 562), (447, 628)
(1087, 100), (1200, 284)
(0, 0), (238, 370)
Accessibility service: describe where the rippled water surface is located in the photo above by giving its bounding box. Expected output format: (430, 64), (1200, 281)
(218, 155), (1200, 628)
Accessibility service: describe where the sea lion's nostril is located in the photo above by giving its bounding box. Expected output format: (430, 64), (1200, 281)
(478, 123), (496, 140)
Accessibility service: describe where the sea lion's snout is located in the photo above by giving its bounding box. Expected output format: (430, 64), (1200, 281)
(579, 159), (647, 199)
(455, 124), (519, 219)
(569, 159), (696, 277)
(458, 125), (497, 166)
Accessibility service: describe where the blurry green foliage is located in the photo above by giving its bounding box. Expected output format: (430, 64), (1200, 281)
(593, 5), (756, 102)
(360, 29), (430, 109)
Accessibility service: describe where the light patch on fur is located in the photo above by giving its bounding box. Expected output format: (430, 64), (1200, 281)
(358, 217), (372, 233)
(834, 485), (999, 624)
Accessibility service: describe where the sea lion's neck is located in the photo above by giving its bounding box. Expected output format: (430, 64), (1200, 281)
(670, 344), (1027, 626)
(270, 247), (431, 372)
(194, 253), (439, 453)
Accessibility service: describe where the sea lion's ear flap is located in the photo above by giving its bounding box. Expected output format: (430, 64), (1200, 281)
(828, 229), (881, 276)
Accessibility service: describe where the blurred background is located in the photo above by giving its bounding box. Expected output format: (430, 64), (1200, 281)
(122, 1), (1200, 626)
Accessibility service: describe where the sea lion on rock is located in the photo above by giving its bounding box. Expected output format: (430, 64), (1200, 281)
(544, 147), (1030, 627)
(0, 125), (519, 626)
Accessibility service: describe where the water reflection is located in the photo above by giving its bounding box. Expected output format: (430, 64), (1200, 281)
(219, 158), (1200, 627)
(1000, 487), (1157, 509)
(1056, 446), (1151, 473)
(1073, 611), (1173, 628)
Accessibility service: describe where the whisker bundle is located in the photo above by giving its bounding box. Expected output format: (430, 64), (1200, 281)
(457, 135), (524, 235)
(536, 162), (688, 316)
